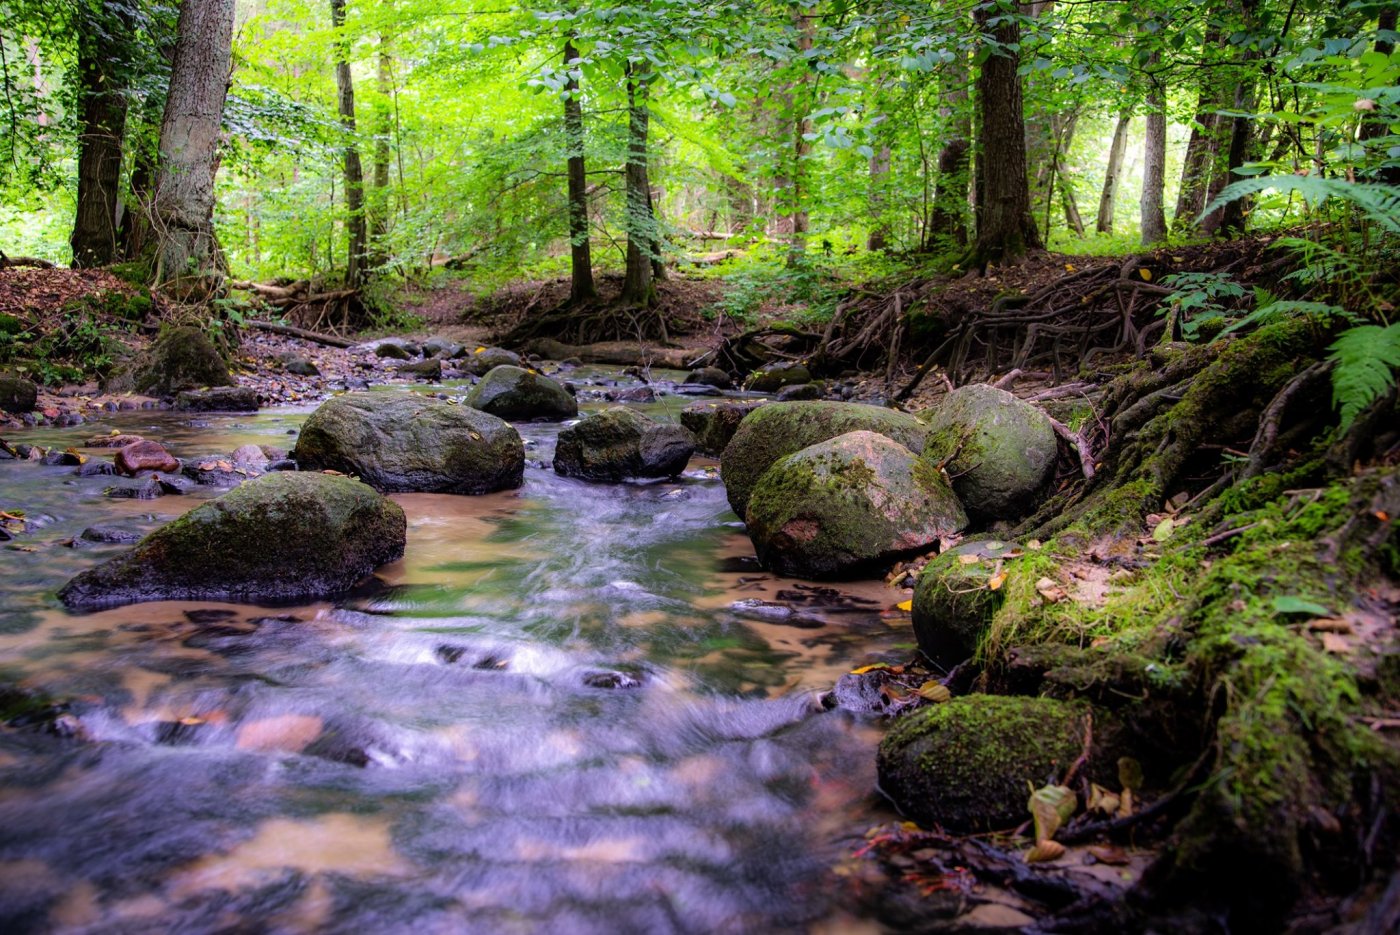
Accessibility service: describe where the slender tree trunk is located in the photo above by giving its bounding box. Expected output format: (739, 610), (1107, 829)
(562, 38), (596, 303)
(1096, 111), (1131, 234)
(971, 1), (1041, 267)
(787, 8), (814, 266)
(1215, 0), (1262, 236)
(1060, 176), (1085, 237)
(619, 62), (655, 307)
(1041, 110), (1079, 242)
(1141, 67), (1168, 245)
(330, 0), (366, 286)
(1174, 28), (1228, 229)
(70, 9), (129, 268)
(867, 143), (891, 251)
(149, 0), (235, 289)
(928, 58), (971, 249)
(369, 34), (392, 268)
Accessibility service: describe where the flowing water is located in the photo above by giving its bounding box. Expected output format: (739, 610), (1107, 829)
(0, 374), (915, 933)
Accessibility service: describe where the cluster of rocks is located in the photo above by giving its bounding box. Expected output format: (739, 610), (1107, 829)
(718, 387), (1059, 597)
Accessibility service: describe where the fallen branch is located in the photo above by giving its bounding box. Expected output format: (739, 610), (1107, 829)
(1048, 415), (1097, 480)
(0, 253), (56, 269)
(244, 319), (357, 348)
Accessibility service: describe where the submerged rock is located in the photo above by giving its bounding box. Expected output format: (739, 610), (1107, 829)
(720, 400), (928, 519)
(465, 365), (577, 421)
(58, 472), (406, 610)
(744, 431), (966, 579)
(680, 399), (767, 456)
(911, 539), (1022, 666)
(294, 391), (524, 494)
(134, 326), (232, 396)
(553, 407), (695, 482)
(0, 372), (37, 413)
(174, 386), (260, 412)
(877, 695), (1110, 832)
(919, 384), (1057, 519)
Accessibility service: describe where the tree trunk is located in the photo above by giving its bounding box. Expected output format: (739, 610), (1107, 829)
(331, 0), (366, 287)
(1041, 110), (1079, 242)
(149, 0), (235, 289)
(563, 38), (596, 303)
(1096, 111), (1131, 234)
(1360, 9), (1398, 183)
(1216, 0), (1262, 236)
(1174, 28), (1229, 230)
(928, 58), (971, 249)
(867, 143), (891, 251)
(971, 1), (1041, 267)
(368, 34), (392, 268)
(619, 62), (655, 308)
(787, 7), (815, 266)
(1141, 67), (1168, 245)
(1060, 175), (1085, 237)
(70, 8), (129, 268)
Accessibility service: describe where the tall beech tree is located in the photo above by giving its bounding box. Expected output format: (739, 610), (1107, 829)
(330, 0), (367, 287)
(970, 0), (1040, 266)
(149, 0), (235, 288)
(70, 3), (130, 268)
(562, 37), (596, 303)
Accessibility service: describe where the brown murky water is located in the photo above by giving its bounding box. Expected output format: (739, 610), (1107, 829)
(0, 377), (914, 932)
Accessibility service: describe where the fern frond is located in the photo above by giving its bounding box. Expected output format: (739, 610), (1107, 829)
(1201, 176), (1400, 232)
(1328, 323), (1400, 428)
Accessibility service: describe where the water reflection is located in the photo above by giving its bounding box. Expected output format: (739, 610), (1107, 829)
(0, 381), (908, 932)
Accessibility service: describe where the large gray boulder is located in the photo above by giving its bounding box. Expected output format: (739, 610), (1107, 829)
(919, 384), (1057, 519)
(293, 392), (523, 494)
(57, 472), (406, 610)
(747, 361), (811, 392)
(744, 431), (967, 579)
(461, 346), (522, 375)
(465, 365), (577, 421)
(720, 401), (928, 519)
(680, 399), (766, 456)
(553, 407), (695, 481)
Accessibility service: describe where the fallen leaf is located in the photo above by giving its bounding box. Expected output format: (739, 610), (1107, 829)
(1319, 632), (1350, 654)
(1139, 268), (1152, 281)
(916, 682), (951, 703)
(988, 571), (1007, 591)
(958, 554), (981, 565)
(1035, 577), (1068, 603)
(1272, 595), (1332, 617)
(1025, 840), (1066, 863)
(1029, 784), (1076, 843)
(1151, 517), (1174, 542)
(850, 663), (893, 675)
(1087, 844), (1131, 865)
(1087, 783), (1121, 815)
(1307, 618), (1353, 634)
(895, 599), (912, 612)
(1027, 539), (1042, 550)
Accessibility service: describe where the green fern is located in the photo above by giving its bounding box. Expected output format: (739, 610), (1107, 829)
(1328, 323), (1400, 429)
(1201, 176), (1400, 232)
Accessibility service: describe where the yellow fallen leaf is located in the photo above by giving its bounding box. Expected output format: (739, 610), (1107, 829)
(850, 663), (892, 675)
(474, 346), (486, 353)
(179, 716), (205, 726)
(958, 554), (981, 565)
(988, 571), (1007, 591)
(916, 682), (951, 703)
(1026, 840), (1066, 863)
(895, 599), (912, 612)
(1064, 263), (1075, 271)
(1139, 268), (1152, 281)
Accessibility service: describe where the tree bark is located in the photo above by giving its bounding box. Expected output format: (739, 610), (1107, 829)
(70, 7), (129, 268)
(619, 62), (655, 307)
(562, 38), (596, 303)
(1174, 28), (1229, 230)
(786, 7), (815, 266)
(149, 0), (235, 289)
(330, 0), (366, 287)
(1096, 111), (1131, 234)
(971, 1), (1041, 267)
(867, 143), (891, 251)
(1361, 9), (1398, 184)
(1041, 110), (1079, 242)
(928, 57), (971, 249)
(368, 34), (392, 268)
(1141, 65), (1168, 245)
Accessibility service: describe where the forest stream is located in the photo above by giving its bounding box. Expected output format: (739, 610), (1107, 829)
(0, 371), (915, 933)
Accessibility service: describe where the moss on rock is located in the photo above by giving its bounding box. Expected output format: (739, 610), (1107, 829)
(294, 392), (524, 494)
(553, 407), (695, 481)
(680, 399), (767, 456)
(911, 539), (1023, 666)
(720, 401), (928, 519)
(745, 431), (967, 579)
(877, 695), (1115, 832)
(134, 326), (232, 396)
(918, 383), (1057, 520)
(57, 472), (406, 610)
(465, 365), (577, 421)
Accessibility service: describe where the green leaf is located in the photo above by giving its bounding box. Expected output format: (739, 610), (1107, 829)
(1271, 595), (1333, 617)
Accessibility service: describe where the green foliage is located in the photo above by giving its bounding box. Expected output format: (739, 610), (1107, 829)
(1158, 272), (1248, 340)
(1328, 322), (1400, 428)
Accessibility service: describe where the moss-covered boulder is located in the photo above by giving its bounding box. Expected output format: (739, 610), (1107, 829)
(912, 539), (1022, 665)
(878, 695), (1108, 832)
(747, 361), (811, 392)
(0, 372), (37, 413)
(465, 365), (577, 421)
(134, 326), (232, 396)
(919, 384), (1058, 519)
(462, 346), (522, 375)
(173, 386), (260, 412)
(553, 407), (695, 481)
(720, 401), (928, 519)
(57, 472), (406, 610)
(680, 399), (767, 456)
(294, 392), (523, 494)
(745, 431), (967, 579)
(684, 366), (733, 389)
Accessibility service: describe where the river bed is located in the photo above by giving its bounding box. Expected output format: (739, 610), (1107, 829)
(0, 375), (920, 932)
